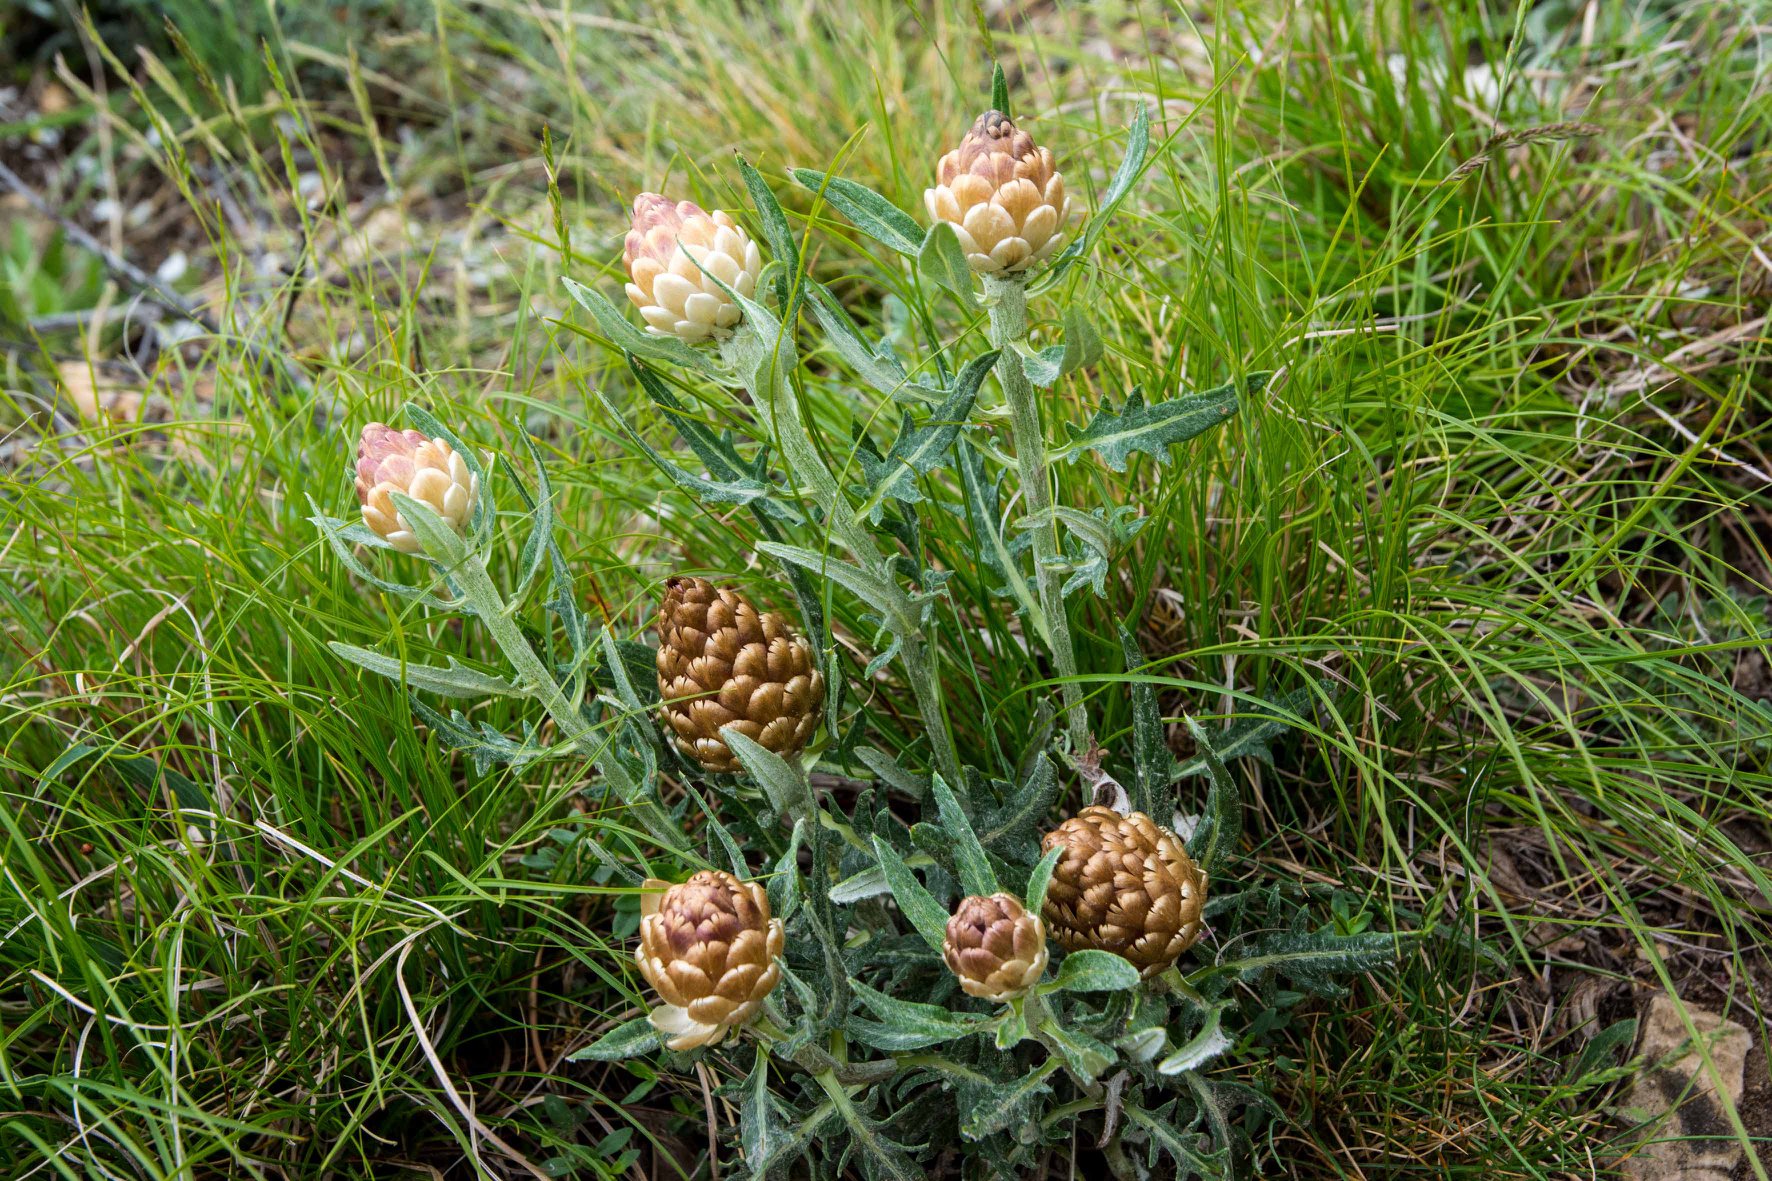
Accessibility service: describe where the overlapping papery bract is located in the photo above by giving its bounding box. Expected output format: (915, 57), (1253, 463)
(924, 109), (1072, 275)
(655, 577), (825, 774)
(623, 193), (762, 343)
(354, 423), (477, 554)
(943, 893), (1049, 1002)
(636, 870), (784, 1050)
(1040, 806), (1208, 977)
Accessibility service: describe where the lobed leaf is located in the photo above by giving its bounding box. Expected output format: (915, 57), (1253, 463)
(328, 642), (522, 700)
(1056, 375), (1260, 473)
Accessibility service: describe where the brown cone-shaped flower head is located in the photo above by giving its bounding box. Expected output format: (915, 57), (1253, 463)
(1040, 806), (1208, 977)
(943, 893), (1048, 1002)
(924, 110), (1072, 275)
(354, 422), (477, 554)
(636, 870), (784, 1050)
(623, 193), (762, 343)
(655, 577), (825, 774)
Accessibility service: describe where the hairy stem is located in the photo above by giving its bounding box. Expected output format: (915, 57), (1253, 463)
(723, 327), (962, 783)
(982, 275), (1088, 751)
(450, 550), (596, 748)
(451, 545), (678, 843)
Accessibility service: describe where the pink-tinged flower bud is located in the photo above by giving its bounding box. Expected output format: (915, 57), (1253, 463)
(636, 870), (785, 1050)
(624, 193), (762, 343)
(924, 110), (1072, 276)
(354, 423), (477, 554)
(943, 892), (1049, 1002)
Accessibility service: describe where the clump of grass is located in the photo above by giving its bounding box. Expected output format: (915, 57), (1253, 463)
(2, 1), (1768, 1177)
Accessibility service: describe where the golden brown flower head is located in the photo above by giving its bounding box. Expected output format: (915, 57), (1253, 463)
(623, 193), (762, 343)
(943, 892), (1048, 1002)
(1039, 806), (1208, 977)
(924, 110), (1072, 275)
(354, 422), (477, 554)
(636, 870), (784, 1050)
(655, 577), (825, 774)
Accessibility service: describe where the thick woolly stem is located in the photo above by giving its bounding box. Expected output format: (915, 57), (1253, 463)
(982, 274), (1089, 751)
(723, 326), (962, 784)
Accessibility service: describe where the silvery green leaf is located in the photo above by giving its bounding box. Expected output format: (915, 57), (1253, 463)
(930, 773), (998, 897)
(847, 979), (984, 1050)
(956, 443), (1042, 633)
(856, 746), (928, 800)
(566, 1015), (660, 1061)
(1048, 949), (1140, 993)
(409, 698), (551, 773)
(917, 221), (980, 307)
(596, 627), (648, 715)
(595, 388), (787, 513)
(1174, 685), (1315, 777)
(1118, 1025), (1168, 1064)
(959, 1060), (1058, 1142)
(503, 426), (565, 609)
(1032, 102), (1150, 292)
(994, 1004), (1028, 1050)
(756, 542), (915, 635)
(1037, 1016), (1117, 1081)
(1156, 1006), (1232, 1075)
(1056, 374), (1259, 471)
(1119, 625), (1178, 817)
(830, 866), (891, 904)
(790, 168), (923, 256)
(1024, 845), (1062, 917)
(387, 491), (467, 567)
(1217, 929), (1405, 992)
(991, 61), (1010, 116)
(328, 642), (523, 699)
(723, 728), (813, 819)
(861, 633), (903, 681)
(1121, 1103), (1222, 1173)
(871, 835), (948, 952)
(1016, 342), (1064, 387)
(1019, 504), (1145, 599)
(1061, 305), (1104, 372)
(979, 753), (1058, 850)
(767, 819), (805, 921)
(561, 277), (724, 379)
(805, 282), (944, 405)
(1014, 307), (1102, 388)
(308, 503), (453, 608)
(856, 351), (994, 520)
(738, 156), (799, 273)
(1183, 715), (1241, 876)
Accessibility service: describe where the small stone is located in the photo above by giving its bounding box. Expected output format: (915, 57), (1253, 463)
(1619, 994), (1752, 1181)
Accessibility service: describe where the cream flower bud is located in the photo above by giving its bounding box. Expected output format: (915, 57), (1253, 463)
(636, 870), (785, 1050)
(943, 893), (1049, 1003)
(354, 423), (478, 554)
(924, 110), (1072, 276)
(623, 193), (762, 344)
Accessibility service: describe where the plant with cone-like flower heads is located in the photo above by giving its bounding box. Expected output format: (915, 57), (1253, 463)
(314, 67), (1400, 1181)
